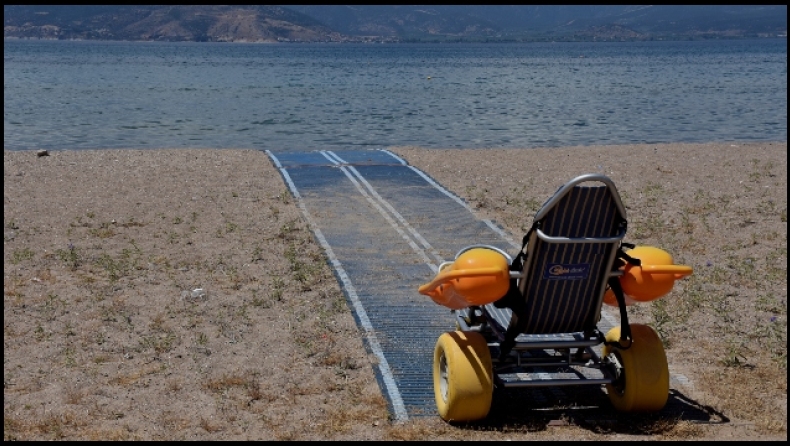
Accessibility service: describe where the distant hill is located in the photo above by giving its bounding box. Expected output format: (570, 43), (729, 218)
(287, 5), (788, 41)
(4, 5), (787, 42)
(3, 5), (341, 42)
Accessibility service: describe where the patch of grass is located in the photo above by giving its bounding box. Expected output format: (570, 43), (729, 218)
(88, 222), (116, 239)
(284, 243), (326, 290)
(167, 379), (183, 393)
(278, 189), (291, 204)
(258, 277), (285, 307)
(120, 217), (145, 228)
(203, 374), (248, 393)
(678, 209), (696, 235)
(294, 332), (317, 357)
(55, 244), (81, 270)
(720, 340), (750, 368)
(218, 263), (243, 290)
(631, 215), (666, 240)
(10, 248), (35, 264)
(42, 293), (65, 322)
(763, 244), (787, 282)
(95, 251), (137, 282)
(196, 332), (208, 346)
(649, 299), (673, 348)
(34, 323), (48, 342)
(285, 244), (307, 284)
(64, 385), (85, 405)
(148, 312), (167, 332)
(472, 187), (492, 209)
(502, 186), (542, 214)
(269, 205), (281, 220)
(756, 293), (786, 315)
(277, 218), (300, 240)
(4, 277), (27, 301)
(250, 244), (265, 263)
(64, 321), (76, 337)
(63, 346), (77, 368)
(225, 222), (239, 233)
(328, 288), (348, 314)
(752, 314), (787, 368)
(70, 215), (87, 228)
(722, 255), (758, 288)
(166, 231), (181, 244)
(111, 364), (163, 386)
(138, 332), (177, 355)
(246, 374), (264, 402)
(641, 181), (664, 199)
(697, 363), (787, 434)
(688, 189), (720, 216)
(748, 158), (776, 181)
(677, 276), (706, 313)
(200, 417), (223, 433)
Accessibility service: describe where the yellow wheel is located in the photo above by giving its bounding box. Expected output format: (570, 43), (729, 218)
(433, 331), (493, 422)
(603, 324), (670, 412)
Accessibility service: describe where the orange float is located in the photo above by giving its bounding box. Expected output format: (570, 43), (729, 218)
(603, 246), (693, 307)
(418, 247), (510, 310)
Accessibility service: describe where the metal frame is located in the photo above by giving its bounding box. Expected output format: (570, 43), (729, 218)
(452, 174), (629, 390)
(456, 305), (618, 389)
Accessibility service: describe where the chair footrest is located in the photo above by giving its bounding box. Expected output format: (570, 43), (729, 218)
(514, 332), (591, 343)
(496, 364), (612, 388)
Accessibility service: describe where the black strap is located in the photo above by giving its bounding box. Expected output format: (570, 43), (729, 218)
(509, 226), (534, 274)
(603, 243), (643, 350)
(605, 274), (632, 349)
(618, 242), (641, 267)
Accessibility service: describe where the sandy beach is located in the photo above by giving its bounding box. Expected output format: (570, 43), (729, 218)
(4, 141), (786, 440)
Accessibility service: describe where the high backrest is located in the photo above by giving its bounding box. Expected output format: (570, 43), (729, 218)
(516, 174), (627, 334)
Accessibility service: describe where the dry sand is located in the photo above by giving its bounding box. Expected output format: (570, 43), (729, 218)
(4, 142), (787, 440)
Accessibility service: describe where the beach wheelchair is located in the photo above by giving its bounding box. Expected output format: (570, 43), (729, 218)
(419, 174), (692, 422)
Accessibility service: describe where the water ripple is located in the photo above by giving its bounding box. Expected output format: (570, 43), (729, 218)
(3, 39), (787, 151)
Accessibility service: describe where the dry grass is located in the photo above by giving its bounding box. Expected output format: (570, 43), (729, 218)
(4, 149), (388, 440)
(4, 143), (787, 440)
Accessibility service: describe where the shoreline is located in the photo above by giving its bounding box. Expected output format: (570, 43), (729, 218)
(3, 137), (786, 155)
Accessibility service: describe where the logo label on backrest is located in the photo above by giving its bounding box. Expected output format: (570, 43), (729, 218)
(543, 263), (590, 280)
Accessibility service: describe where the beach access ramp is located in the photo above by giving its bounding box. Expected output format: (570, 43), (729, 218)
(265, 149), (689, 422)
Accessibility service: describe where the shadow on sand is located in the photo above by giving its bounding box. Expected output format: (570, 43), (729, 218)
(451, 386), (729, 435)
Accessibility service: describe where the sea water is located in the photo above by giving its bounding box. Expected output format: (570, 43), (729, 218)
(3, 38), (787, 152)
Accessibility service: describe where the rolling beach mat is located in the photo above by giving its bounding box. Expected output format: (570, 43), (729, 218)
(265, 149), (694, 422)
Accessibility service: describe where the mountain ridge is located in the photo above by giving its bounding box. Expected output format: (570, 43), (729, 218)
(4, 5), (787, 42)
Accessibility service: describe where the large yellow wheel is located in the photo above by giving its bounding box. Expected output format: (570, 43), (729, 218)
(433, 331), (493, 422)
(603, 324), (670, 412)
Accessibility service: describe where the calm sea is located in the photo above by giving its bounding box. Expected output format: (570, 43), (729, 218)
(3, 39), (787, 152)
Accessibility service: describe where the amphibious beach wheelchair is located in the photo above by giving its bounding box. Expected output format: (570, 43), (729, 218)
(419, 174), (692, 422)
